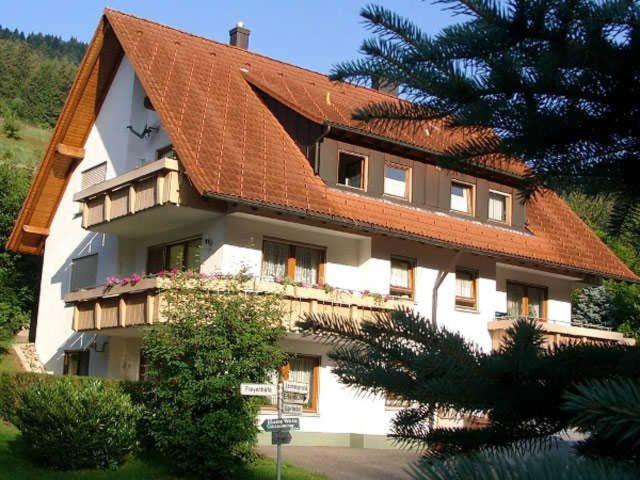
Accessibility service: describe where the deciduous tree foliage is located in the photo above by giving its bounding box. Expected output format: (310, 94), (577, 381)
(139, 273), (285, 477)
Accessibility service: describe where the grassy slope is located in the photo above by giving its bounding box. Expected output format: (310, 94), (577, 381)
(0, 120), (50, 171)
(0, 422), (326, 480)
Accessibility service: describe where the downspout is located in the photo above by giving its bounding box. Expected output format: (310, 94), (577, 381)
(312, 124), (331, 175)
(431, 250), (461, 328)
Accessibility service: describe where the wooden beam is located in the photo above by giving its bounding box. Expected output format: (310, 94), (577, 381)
(22, 225), (49, 236)
(56, 143), (85, 160)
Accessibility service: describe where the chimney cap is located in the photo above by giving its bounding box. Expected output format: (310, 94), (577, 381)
(229, 21), (250, 49)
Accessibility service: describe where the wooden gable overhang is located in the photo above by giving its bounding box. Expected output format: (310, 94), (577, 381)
(7, 17), (123, 255)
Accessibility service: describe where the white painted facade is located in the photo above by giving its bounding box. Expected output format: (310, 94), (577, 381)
(34, 56), (581, 443)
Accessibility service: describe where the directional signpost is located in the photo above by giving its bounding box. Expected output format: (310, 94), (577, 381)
(241, 379), (309, 480)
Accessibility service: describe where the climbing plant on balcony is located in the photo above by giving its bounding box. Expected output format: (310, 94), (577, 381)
(298, 309), (640, 456)
(138, 271), (285, 477)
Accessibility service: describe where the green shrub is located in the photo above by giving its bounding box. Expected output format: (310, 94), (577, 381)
(140, 271), (285, 477)
(11, 375), (139, 470)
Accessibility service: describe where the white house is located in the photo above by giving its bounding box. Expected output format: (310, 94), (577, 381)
(8, 10), (637, 448)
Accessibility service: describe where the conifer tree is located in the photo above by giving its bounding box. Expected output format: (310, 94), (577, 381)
(331, 1), (640, 209)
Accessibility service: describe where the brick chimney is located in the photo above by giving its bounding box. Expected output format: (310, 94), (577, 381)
(229, 21), (250, 49)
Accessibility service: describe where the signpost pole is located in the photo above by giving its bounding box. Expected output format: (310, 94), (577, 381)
(275, 381), (283, 480)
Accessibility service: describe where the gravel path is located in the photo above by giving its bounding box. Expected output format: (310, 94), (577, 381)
(258, 445), (421, 480)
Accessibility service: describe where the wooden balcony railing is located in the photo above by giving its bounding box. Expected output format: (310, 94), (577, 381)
(488, 314), (634, 348)
(63, 278), (415, 333)
(73, 158), (202, 229)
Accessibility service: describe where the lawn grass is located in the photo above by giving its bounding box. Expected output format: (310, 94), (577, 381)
(0, 422), (326, 480)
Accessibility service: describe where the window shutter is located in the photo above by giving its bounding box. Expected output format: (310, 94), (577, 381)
(81, 163), (107, 189)
(70, 255), (98, 291)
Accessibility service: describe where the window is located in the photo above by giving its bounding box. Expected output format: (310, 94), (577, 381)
(261, 239), (325, 285)
(488, 190), (511, 224)
(384, 163), (410, 199)
(390, 257), (414, 298)
(147, 238), (202, 273)
(81, 162), (106, 190)
(507, 282), (547, 319)
(63, 350), (90, 376)
(156, 144), (179, 160)
(267, 355), (320, 412)
(69, 254), (98, 291)
(455, 269), (478, 310)
(337, 151), (366, 189)
(450, 181), (474, 214)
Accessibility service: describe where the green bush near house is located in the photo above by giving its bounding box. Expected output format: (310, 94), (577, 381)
(138, 271), (285, 478)
(7, 375), (139, 470)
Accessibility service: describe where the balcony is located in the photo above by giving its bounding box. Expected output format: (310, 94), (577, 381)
(488, 314), (634, 348)
(73, 158), (217, 236)
(63, 278), (415, 333)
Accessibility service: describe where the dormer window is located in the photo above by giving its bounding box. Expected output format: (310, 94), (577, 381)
(451, 181), (474, 215)
(488, 190), (511, 224)
(338, 151), (366, 190)
(384, 162), (410, 200)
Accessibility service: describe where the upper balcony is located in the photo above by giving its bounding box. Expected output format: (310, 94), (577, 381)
(488, 314), (634, 348)
(63, 277), (415, 333)
(73, 158), (217, 236)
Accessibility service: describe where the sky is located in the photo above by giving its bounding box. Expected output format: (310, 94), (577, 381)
(0, 0), (462, 74)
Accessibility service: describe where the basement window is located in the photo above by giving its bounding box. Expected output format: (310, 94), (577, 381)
(455, 269), (478, 310)
(63, 350), (90, 376)
(338, 151), (366, 189)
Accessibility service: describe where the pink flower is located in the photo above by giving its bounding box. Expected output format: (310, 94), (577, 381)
(130, 273), (142, 285)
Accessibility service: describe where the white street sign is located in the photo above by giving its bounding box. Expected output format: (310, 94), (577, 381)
(283, 380), (309, 395)
(240, 383), (277, 396)
(281, 402), (303, 416)
(283, 391), (307, 405)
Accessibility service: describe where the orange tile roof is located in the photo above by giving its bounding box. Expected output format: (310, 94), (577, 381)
(8, 9), (637, 283)
(103, 9), (636, 281)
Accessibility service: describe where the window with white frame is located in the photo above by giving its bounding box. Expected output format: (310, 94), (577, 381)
(450, 181), (474, 214)
(488, 190), (511, 223)
(69, 254), (98, 291)
(384, 163), (410, 199)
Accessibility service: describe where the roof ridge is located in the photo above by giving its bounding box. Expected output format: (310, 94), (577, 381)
(103, 8), (402, 102)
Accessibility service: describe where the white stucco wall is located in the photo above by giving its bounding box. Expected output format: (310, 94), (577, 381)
(35, 56), (174, 372)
